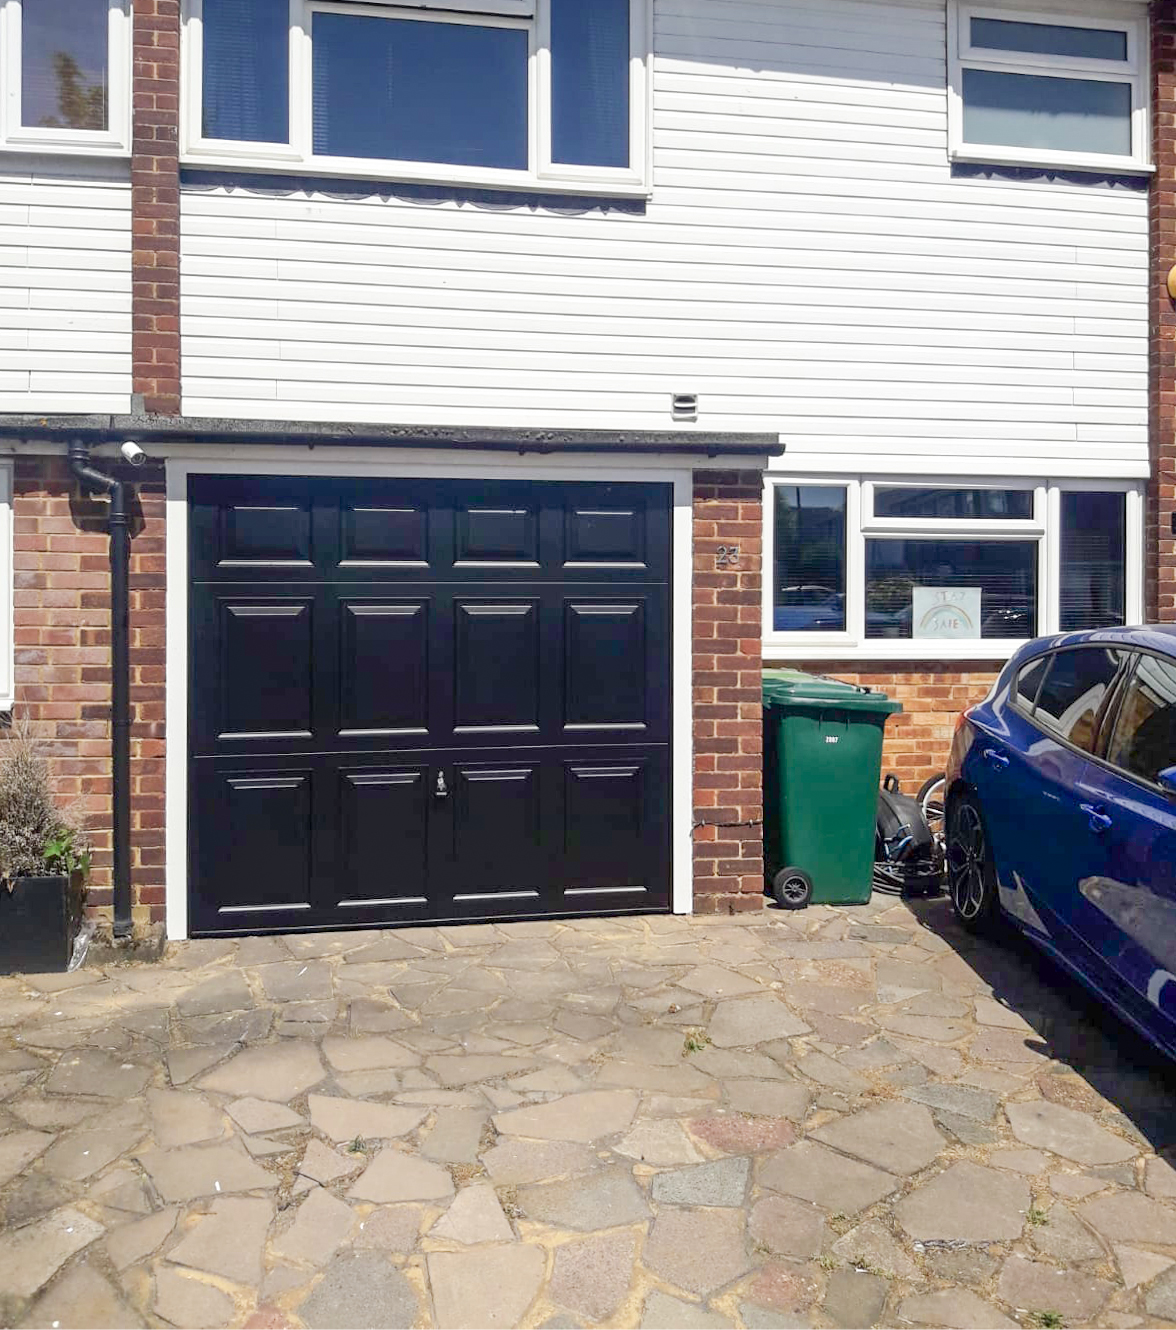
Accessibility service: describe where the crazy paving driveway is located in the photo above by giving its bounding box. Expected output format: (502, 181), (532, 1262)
(2, 901), (1176, 1330)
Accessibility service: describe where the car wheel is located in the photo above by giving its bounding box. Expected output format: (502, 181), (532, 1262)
(772, 867), (813, 910)
(947, 792), (1000, 932)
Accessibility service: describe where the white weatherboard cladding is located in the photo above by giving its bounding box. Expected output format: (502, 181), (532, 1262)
(0, 167), (132, 414)
(178, 0), (1148, 476)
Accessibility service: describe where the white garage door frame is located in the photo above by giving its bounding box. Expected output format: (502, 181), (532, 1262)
(164, 446), (702, 941)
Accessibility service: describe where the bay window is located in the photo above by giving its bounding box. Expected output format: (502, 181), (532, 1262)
(184, 0), (651, 193)
(948, 3), (1149, 173)
(0, 0), (130, 153)
(765, 478), (1143, 659)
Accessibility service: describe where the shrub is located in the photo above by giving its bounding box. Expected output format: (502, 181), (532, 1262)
(0, 718), (90, 888)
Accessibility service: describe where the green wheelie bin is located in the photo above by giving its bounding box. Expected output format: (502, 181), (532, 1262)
(762, 670), (902, 909)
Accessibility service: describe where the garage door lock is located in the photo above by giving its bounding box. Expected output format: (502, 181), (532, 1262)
(434, 771), (449, 799)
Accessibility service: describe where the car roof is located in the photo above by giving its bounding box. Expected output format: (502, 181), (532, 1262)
(1021, 625), (1176, 659)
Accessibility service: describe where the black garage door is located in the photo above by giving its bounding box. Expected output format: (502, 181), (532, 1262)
(188, 475), (672, 936)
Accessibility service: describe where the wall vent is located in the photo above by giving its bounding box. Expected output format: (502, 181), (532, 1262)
(672, 393), (698, 422)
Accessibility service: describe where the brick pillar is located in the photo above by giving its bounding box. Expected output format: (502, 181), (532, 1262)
(1151, 1), (1176, 621)
(692, 470), (764, 914)
(131, 0), (181, 416)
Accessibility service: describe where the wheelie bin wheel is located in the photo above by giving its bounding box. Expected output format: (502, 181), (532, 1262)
(772, 867), (813, 910)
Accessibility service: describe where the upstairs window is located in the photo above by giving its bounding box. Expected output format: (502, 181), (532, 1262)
(0, 0), (131, 154)
(185, 0), (650, 193)
(949, 3), (1149, 172)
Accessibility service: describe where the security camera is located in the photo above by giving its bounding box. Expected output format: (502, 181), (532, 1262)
(120, 441), (147, 467)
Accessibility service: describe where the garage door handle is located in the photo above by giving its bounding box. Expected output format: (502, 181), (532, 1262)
(1080, 803), (1112, 834)
(983, 748), (1009, 771)
(434, 771), (449, 799)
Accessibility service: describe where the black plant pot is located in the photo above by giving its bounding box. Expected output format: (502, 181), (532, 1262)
(0, 872), (85, 975)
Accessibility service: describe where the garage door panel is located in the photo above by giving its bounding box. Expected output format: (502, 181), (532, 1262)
(563, 756), (665, 894)
(564, 600), (647, 731)
(454, 600), (540, 734)
(336, 768), (430, 906)
(193, 769), (314, 930)
(340, 500), (430, 567)
(220, 600), (315, 740)
(565, 500), (648, 568)
(339, 600), (430, 736)
(455, 501), (540, 566)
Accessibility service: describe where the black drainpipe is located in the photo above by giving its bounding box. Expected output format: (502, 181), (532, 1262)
(67, 441), (132, 940)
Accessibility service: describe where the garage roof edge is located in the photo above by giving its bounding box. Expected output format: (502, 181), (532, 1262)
(0, 414), (784, 458)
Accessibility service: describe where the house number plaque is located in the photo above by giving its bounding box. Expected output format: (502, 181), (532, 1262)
(716, 545), (740, 568)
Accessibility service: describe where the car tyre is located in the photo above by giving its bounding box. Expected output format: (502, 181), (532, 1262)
(772, 867), (813, 910)
(947, 792), (1001, 933)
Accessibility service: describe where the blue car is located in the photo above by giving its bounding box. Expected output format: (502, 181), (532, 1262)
(946, 627), (1176, 1057)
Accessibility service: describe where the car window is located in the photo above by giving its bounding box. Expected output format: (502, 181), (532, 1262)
(1105, 653), (1176, 784)
(1033, 647), (1123, 752)
(1014, 655), (1050, 710)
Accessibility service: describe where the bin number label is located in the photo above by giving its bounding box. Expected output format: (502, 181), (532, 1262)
(825, 736), (839, 744)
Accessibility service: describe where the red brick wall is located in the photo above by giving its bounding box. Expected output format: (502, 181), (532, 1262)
(12, 456), (167, 930)
(693, 470), (765, 914)
(762, 661), (1001, 790)
(131, 0), (181, 416)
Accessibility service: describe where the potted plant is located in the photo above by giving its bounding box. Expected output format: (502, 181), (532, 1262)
(0, 719), (90, 974)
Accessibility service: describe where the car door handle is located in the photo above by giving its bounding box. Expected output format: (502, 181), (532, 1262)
(1080, 803), (1113, 834)
(983, 748), (1009, 771)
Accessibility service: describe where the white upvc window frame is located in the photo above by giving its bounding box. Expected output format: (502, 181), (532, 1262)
(0, 462), (13, 712)
(762, 475), (1144, 663)
(181, 0), (652, 196)
(0, 0), (131, 156)
(947, 0), (1151, 174)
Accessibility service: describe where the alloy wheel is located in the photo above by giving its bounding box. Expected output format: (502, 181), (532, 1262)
(948, 801), (988, 920)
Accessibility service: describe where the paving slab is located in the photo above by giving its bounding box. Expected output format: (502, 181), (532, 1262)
(1029, 1201), (1106, 1262)
(428, 1245), (546, 1329)
(169, 1195), (274, 1283)
(482, 1138), (600, 1184)
(1117, 1244), (1176, 1289)
(823, 1267), (887, 1329)
(903, 1081), (999, 1122)
(421, 1107), (487, 1163)
(707, 995), (810, 1047)
(760, 1141), (899, 1215)
(896, 1161), (1029, 1241)
(520, 1165), (651, 1229)
(493, 1089), (638, 1142)
(641, 1292), (734, 1329)
(0, 1128), (53, 1186)
(898, 1289), (1017, 1329)
(689, 1115), (796, 1154)
(0, 1206), (105, 1300)
(226, 1097), (305, 1135)
(307, 1095), (427, 1143)
(615, 1118), (705, 1165)
(347, 1148), (454, 1203)
(153, 1268), (236, 1328)
(272, 1186), (357, 1266)
(724, 1079), (811, 1121)
(651, 1157), (751, 1207)
(42, 1126), (146, 1182)
(749, 1194), (828, 1259)
(998, 1254), (1113, 1320)
(811, 1102), (943, 1176)
(321, 1036), (420, 1072)
(199, 1042), (325, 1101)
(295, 1138), (364, 1191)
(678, 965), (763, 998)
(1081, 1190), (1176, 1244)
(549, 1231), (636, 1323)
(104, 1205), (178, 1270)
(16, 1261), (143, 1330)
(175, 972), (254, 1017)
(146, 1088), (225, 1148)
(355, 1204), (425, 1252)
(430, 1182), (514, 1244)
(45, 1050), (151, 1098)
(642, 1207), (752, 1296)
(300, 1251), (421, 1329)
(830, 1218), (920, 1280)
(136, 1140), (276, 1201)
(1006, 1099), (1138, 1165)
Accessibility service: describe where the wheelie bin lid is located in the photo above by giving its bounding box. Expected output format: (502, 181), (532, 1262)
(762, 669), (902, 715)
